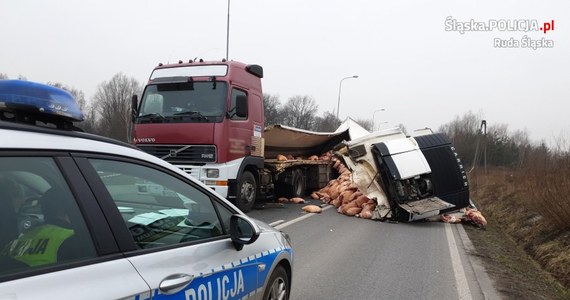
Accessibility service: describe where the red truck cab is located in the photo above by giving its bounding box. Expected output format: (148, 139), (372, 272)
(133, 60), (265, 211)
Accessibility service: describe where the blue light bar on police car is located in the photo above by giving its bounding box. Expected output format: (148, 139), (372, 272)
(0, 80), (84, 122)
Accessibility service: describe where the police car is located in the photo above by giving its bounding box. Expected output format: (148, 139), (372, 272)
(0, 80), (293, 300)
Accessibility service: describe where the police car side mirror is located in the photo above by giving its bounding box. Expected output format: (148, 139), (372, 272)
(230, 214), (260, 251)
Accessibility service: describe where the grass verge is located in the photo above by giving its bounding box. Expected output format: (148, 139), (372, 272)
(465, 168), (570, 299)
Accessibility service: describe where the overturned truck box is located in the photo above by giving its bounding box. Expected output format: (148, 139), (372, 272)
(335, 128), (469, 222)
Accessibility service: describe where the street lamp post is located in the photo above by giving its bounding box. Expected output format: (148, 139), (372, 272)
(226, 0), (230, 60)
(336, 75), (358, 120)
(372, 108), (386, 131)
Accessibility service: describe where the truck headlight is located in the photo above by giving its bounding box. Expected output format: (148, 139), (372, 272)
(206, 168), (219, 178)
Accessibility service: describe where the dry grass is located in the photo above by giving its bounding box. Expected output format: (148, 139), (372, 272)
(469, 159), (570, 290)
(535, 241), (570, 279)
(464, 215), (569, 299)
(521, 161), (570, 231)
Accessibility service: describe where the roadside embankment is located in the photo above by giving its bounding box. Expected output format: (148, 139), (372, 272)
(466, 168), (570, 299)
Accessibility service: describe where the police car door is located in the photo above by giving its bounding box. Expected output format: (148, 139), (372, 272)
(81, 157), (262, 300)
(0, 155), (150, 299)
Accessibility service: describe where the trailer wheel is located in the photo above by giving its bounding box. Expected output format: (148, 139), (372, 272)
(236, 171), (256, 212)
(290, 169), (306, 198)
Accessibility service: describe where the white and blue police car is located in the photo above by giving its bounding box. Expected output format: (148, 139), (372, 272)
(0, 80), (293, 300)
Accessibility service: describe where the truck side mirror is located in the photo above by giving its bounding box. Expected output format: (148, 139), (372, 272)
(235, 95), (247, 118)
(131, 95), (138, 122)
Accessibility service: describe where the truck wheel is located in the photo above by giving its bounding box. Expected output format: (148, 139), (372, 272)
(290, 169), (306, 198)
(236, 171), (256, 212)
(262, 266), (289, 300)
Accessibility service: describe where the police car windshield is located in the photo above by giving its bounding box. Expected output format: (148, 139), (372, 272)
(137, 82), (227, 123)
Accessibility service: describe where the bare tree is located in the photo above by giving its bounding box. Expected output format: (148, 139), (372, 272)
(46, 82), (101, 133)
(281, 95), (318, 130)
(438, 111), (483, 168)
(263, 93), (283, 126)
(511, 129), (530, 149)
(355, 118), (373, 132)
(439, 111), (481, 138)
(92, 73), (141, 142)
(510, 129), (531, 168)
(47, 82), (87, 112)
(0, 73), (8, 79)
(79, 104), (101, 135)
(314, 110), (341, 132)
(485, 123), (523, 167)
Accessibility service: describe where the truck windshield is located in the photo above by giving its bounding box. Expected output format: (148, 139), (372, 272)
(137, 82), (228, 123)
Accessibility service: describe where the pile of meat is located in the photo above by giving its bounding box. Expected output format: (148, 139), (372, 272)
(275, 150), (334, 162)
(309, 157), (377, 219)
(441, 208), (488, 228)
(274, 152), (488, 227)
(277, 196), (323, 213)
(277, 197), (306, 204)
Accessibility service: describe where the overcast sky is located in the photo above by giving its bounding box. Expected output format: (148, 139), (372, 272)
(1, 0), (568, 145)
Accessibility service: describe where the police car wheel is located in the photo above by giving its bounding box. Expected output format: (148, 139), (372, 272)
(262, 266), (289, 300)
(236, 171), (256, 213)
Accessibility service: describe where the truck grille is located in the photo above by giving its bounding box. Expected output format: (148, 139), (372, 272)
(137, 144), (216, 164)
(177, 165), (201, 177)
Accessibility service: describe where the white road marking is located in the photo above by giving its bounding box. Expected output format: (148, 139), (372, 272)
(269, 220), (285, 227)
(274, 205), (334, 230)
(457, 225), (502, 299)
(445, 223), (473, 300)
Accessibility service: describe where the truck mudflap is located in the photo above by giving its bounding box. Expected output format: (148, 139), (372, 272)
(396, 197), (455, 222)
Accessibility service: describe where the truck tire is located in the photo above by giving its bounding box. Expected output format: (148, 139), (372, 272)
(290, 169), (306, 198)
(276, 168), (306, 198)
(236, 171), (256, 212)
(262, 265), (289, 300)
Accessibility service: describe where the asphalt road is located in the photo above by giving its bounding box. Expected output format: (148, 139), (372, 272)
(247, 200), (499, 300)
